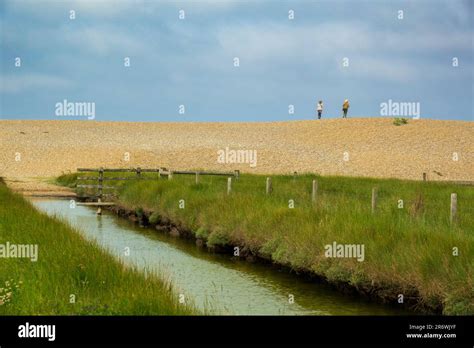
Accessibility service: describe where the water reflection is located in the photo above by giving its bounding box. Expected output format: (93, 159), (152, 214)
(32, 198), (411, 316)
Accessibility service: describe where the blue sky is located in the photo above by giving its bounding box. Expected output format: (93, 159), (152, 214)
(1, 0), (472, 122)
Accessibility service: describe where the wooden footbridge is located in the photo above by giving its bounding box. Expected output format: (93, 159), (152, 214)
(75, 167), (240, 214)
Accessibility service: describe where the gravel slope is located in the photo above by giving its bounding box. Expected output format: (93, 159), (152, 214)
(1, 118), (472, 181)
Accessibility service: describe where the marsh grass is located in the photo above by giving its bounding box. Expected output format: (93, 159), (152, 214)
(0, 183), (197, 315)
(85, 172), (474, 315)
(54, 173), (78, 188)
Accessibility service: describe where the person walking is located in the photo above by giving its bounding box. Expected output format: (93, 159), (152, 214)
(317, 100), (323, 119)
(342, 99), (350, 118)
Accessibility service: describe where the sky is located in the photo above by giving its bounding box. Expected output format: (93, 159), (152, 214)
(0, 0), (473, 122)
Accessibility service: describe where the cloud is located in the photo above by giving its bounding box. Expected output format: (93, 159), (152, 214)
(214, 20), (472, 82)
(347, 56), (420, 82)
(4, 0), (143, 18)
(410, 0), (472, 26)
(143, 0), (242, 14)
(380, 30), (472, 51)
(4, 0), (242, 19)
(3, 24), (149, 58)
(217, 20), (471, 60)
(64, 26), (147, 56)
(0, 74), (72, 93)
(68, 0), (142, 15)
(216, 22), (371, 65)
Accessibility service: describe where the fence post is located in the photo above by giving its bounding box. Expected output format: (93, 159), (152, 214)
(312, 179), (318, 204)
(136, 167), (141, 179)
(450, 193), (457, 224)
(423, 172), (427, 182)
(371, 187), (377, 213)
(195, 172), (200, 184)
(98, 167), (104, 199)
(266, 177), (272, 195)
(97, 198), (102, 215)
(227, 177), (232, 195)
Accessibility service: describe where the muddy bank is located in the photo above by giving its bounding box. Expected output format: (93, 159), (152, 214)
(104, 203), (437, 314)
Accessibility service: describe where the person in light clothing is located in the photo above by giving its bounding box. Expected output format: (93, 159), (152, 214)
(317, 100), (323, 119)
(342, 99), (350, 118)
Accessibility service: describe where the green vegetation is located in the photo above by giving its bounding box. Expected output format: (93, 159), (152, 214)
(100, 173), (473, 315)
(54, 172), (78, 188)
(393, 117), (409, 126)
(0, 183), (196, 315)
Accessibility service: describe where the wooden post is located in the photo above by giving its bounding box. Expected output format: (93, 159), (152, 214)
(98, 167), (104, 199)
(423, 172), (427, 182)
(168, 171), (173, 180)
(96, 198), (102, 215)
(450, 193), (457, 224)
(371, 187), (377, 213)
(195, 172), (200, 184)
(136, 167), (141, 179)
(312, 179), (318, 204)
(266, 177), (272, 195)
(227, 177), (232, 195)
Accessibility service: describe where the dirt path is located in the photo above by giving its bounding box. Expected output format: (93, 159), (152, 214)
(3, 177), (75, 198)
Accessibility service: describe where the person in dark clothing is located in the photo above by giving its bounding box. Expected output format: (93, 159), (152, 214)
(342, 99), (350, 118)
